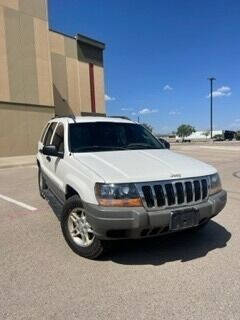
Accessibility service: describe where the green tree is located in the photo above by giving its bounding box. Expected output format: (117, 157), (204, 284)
(236, 130), (240, 141)
(177, 124), (195, 138)
(142, 122), (153, 133)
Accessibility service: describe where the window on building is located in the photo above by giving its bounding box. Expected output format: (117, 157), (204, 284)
(51, 123), (64, 153)
(44, 122), (57, 146)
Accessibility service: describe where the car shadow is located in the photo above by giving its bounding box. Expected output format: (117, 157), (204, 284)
(103, 221), (231, 266)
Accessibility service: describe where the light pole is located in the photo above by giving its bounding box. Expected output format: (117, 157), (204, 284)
(208, 77), (216, 139)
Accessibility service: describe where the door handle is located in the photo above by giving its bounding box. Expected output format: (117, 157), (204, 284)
(46, 156), (51, 162)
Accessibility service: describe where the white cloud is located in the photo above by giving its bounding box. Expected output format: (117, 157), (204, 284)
(207, 86), (232, 98)
(121, 107), (133, 111)
(163, 84), (173, 91)
(131, 112), (136, 116)
(218, 86), (231, 93)
(169, 110), (181, 116)
(104, 94), (116, 101)
(139, 108), (158, 115)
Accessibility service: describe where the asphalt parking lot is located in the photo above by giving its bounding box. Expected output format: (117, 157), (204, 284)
(0, 144), (239, 320)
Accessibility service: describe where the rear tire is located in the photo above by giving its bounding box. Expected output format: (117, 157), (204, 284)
(61, 195), (105, 259)
(38, 168), (47, 199)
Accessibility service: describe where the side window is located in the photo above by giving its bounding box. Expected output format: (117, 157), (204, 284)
(44, 122), (57, 146)
(51, 123), (64, 153)
(40, 123), (50, 143)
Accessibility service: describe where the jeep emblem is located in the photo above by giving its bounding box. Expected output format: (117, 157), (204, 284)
(171, 174), (181, 178)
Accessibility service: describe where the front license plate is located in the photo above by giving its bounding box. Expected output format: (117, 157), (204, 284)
(170, 209), (199, 231)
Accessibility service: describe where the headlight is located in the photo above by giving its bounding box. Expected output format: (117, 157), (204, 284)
(209, 173), (222, 195)
(95, 183), (142, 207)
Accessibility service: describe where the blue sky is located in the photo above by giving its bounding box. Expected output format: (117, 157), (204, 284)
(48, 0), (240, 133)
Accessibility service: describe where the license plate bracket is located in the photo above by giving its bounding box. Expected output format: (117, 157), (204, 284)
(170, 208), (199, 231)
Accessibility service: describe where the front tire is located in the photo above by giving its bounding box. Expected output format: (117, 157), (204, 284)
(61, 195), (104, 259)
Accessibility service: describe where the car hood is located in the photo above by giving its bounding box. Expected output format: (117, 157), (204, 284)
(73, 149), (216, 183)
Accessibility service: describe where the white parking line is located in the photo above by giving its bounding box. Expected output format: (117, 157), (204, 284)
(0, 194), (37, 211)
(200, 146), (240, 151)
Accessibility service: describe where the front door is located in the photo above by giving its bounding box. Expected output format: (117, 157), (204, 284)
(45, 122), (65, 203)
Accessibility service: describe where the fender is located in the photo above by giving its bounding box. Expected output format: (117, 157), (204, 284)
(64, 172), (98, 205)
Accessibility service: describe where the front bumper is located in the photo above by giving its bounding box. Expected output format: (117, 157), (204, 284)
(84, 190), (227, 240)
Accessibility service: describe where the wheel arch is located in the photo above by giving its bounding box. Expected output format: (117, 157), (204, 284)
(65, 185), (80, 200)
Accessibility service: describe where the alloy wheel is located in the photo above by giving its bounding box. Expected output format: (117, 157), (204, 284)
(67, 208), (95, 247)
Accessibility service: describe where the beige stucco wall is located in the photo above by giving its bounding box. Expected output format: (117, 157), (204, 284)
(0, 103), (54, 157)
(50, 31), (78, 115)
(66, 57), (81, 114)
(0, 0), (53, 106)
(0, 0), (106, 157)
(94, 65), (105, 114)
(49, 31), (65, 55)
(0, 0), (19, 11)
(34, 17), (54, 106)
(78, 61), (91, 113)
(50, 31), (84, 116)
(50, 30), (106, 116)
(0, 6), (10, 101)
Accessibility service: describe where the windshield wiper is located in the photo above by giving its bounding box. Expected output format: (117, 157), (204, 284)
(126, 143), (158, 150)
(73, 146), (127, 152)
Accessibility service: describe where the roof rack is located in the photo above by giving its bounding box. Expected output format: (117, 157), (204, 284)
(52, 114), (76, 123)
(109, 116), (131, 121)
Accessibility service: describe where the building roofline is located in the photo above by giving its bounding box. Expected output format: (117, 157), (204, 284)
(76, 34), (105, 50)
(49, 28), (105, 50)
(49, 28), (76, 40)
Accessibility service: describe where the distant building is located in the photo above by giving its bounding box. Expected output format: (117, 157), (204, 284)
(0, 0), (106, 156)
(176, 130), (236, 142)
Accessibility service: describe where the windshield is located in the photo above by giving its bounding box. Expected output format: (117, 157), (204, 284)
(69, 122), (165, 153)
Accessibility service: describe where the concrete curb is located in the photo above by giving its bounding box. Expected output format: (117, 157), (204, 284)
(0, 156), (36, 170)
(0, 162), (36, 170)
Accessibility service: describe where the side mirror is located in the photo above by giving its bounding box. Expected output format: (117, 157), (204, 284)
(159, 138), (170, 149)
(42, 145), (64, 158)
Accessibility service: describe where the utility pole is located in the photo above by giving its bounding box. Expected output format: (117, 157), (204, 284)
(138, 116), (140, 123)
(208, 77), (216, 139)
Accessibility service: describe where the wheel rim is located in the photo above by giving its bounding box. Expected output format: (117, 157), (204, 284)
(68, 208), (95, 247)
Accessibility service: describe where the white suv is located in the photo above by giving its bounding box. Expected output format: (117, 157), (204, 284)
(37, 116), (227, 259)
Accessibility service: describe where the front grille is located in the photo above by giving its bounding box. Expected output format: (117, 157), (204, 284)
(165, 183), (175, 206)
(137, 177), (209, 210)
